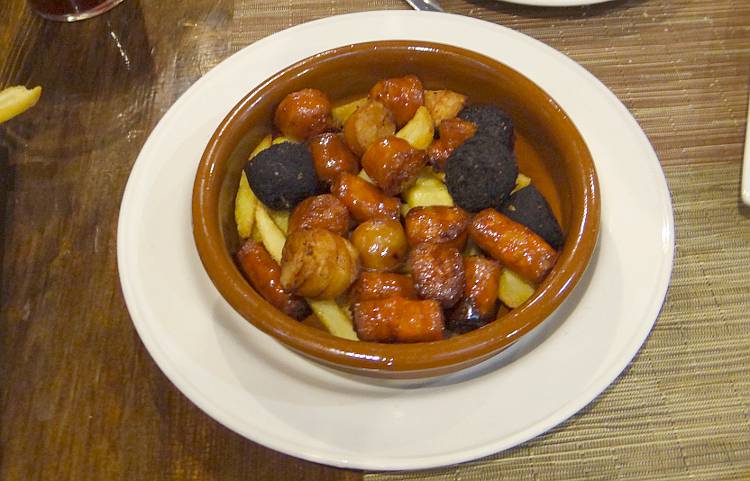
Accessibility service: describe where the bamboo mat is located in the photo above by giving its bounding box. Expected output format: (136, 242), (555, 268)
(227, 0), (750, 478)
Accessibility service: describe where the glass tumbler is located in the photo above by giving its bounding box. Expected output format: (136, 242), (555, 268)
(28, 0), (126, 22)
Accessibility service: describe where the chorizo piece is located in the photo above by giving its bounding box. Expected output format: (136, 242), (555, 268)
(426, 118), (478, 170)
(331, 172), (401, 222)
(361, 136), (426, 195)
(274, 88), (332, 140)
(308, 133), (359, 183)
(469, 208), (557, 283)
(369, 75), (424, 128)
(448, 256), (501, 333)
(353, 297), (445, 343)
(404, 206), (470, 250)
(407, 243), (465, 309)
(350, 272), (417, 303)
(235, 239), (309, 320)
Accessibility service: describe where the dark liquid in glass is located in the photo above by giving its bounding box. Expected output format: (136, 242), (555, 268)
(28, 0), (122, 20)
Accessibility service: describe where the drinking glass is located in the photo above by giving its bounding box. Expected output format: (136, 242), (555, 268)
(28, 0), (126, 22)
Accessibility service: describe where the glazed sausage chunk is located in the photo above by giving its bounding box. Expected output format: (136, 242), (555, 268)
(407, 243), (465, 309)
(331, 172), (401, 223)
(274, 88), (332, 140)
(448, 256), (502, 332)
(350, 272), (417, 303)
(469, 208), (557, 283)
(288, 194), (351, 236)
(280, 228), (360, 300)
(404, 206), (471, 250)
(235, 239), (309, 320)
(426, 118), (478, 170)
(309, 133), (359, 183)
(369, 74), (424, 128)
(353, 297), (445, 343)
(361, 136), (426, 195)
(343, 100), (396, 156)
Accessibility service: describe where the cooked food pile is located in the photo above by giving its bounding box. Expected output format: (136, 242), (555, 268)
(233, 74), (564, 343)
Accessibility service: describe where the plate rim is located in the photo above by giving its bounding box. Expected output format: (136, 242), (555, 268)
(117, 10), (674, 470)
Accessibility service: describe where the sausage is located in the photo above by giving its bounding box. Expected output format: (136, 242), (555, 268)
(235, 239), (309, 320)
(369, 75), (424, 128)
(308, 133), (359, 183)
(469, 208), (557, 283)
(274, 88), (332, 140)
(350, 272), (417, 303)
(353, 297), (445, 343)
(280, 228), (360, 300)
(361, 136), (426, 195)
(343, 100), (396, 156)
(448, 256), (501, 333)
(426, 118), (477, 170)
(288, 193), (351, 236)
(330, 172), (401, 223)
(351, 218), (408, 272)
(407, 243), (465, 309)
(404, 206), (470, 250)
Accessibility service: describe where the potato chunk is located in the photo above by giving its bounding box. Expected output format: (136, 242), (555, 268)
(424, 89), (467, 127)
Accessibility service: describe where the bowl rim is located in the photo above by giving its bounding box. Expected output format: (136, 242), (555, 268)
(192, 40), (600, 375)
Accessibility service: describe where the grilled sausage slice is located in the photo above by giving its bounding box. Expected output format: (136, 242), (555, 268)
(404, 206), (470, 250)
(361, 136), (426, 195)
(274, 88), (332, 140)
(407, 243), (465, 309)
(331, 172), (401, 223)
(369, 75), (424, 128)
(469, 208), (557, 283)
(353, 297), (445, 343)
(350, 272), (417, 303)
(235, 239), (309, 320)
(448, 256), (501, 333)
(426, 117), (478, 170)
(309, 133), (359, 183)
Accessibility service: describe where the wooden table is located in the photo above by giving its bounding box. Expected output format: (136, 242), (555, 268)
(2, 1), (749, 480)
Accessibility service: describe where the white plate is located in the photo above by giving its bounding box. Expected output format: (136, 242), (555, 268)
(117, 11), (673, 471)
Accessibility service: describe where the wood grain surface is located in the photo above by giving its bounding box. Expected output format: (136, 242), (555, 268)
(1, 0), (749, 480)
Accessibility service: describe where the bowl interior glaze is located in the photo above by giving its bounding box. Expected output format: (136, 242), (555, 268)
(193, 41), (599, 379)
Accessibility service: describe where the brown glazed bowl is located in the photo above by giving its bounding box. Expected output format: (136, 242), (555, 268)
(192, 41), (600, 379)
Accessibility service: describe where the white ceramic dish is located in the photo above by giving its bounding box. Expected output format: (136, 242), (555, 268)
(117, 11), (674, 471)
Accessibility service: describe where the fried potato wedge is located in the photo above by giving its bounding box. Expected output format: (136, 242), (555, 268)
(498, 268), (536, 308)
(255, 204), (287, 263)
(235, 172), (258, 239)
(402, 170), (454, 214)
(308, 300), (359, 341)
(396, 106), (434, 150)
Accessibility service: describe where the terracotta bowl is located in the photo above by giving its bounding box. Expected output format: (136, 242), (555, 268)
(192, 41), (600, 379)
